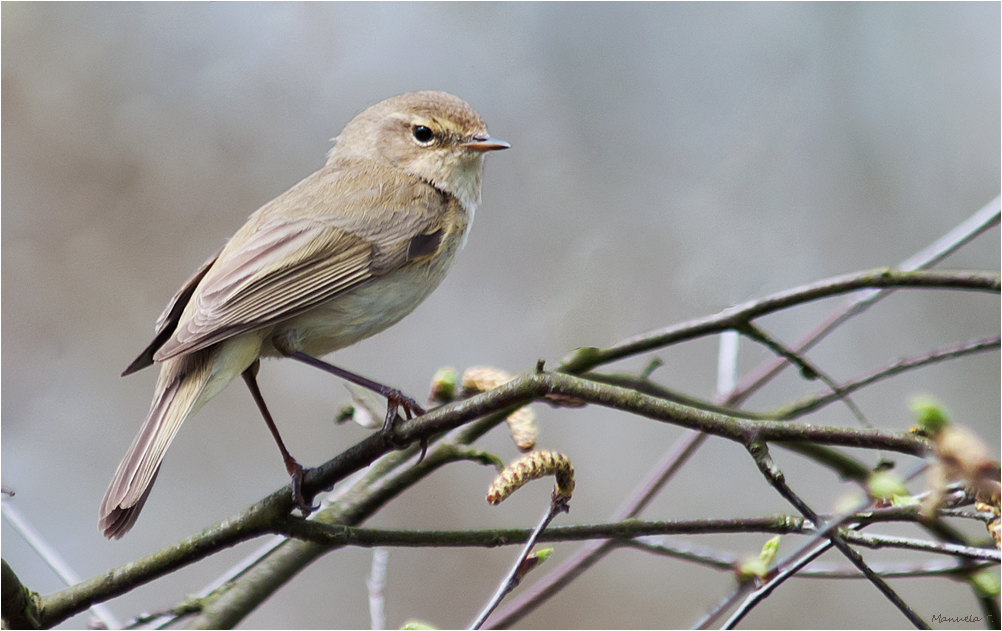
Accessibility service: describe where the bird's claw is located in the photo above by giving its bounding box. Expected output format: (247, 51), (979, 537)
(379, 390), (426, 451)
(289, 462), (319, 515)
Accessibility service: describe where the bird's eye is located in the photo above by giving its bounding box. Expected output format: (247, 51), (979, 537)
(412, 125), (434, 144)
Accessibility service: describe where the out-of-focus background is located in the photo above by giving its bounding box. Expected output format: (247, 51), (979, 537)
(3, 4), (999, 629)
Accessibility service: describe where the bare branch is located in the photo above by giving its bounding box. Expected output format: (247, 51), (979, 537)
(559, 269), (998, 373)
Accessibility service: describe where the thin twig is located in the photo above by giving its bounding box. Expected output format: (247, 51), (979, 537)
(777, 335), (1000, 420)
(737, 322), (871, 427)
(717, 330), (740, 396)
(840, 531), (1000, 561)
(484, 431), (708, 628)
(745, 442), (929, 629)
(713, 539), (834, 629)
(584, 335), (999, 423)
(623, 538), (997, 578)
(368, 548), (389, 630)
(559, 269), (998, 373)
(275, 508), (998, 562)
(470, 495), (570, 629)
(730, 197), (1000, 407)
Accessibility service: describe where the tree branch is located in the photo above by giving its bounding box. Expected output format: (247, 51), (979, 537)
(559, 269), (999, 372)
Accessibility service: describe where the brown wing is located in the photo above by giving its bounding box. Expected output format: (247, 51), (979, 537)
(122, 248), (222, 376)
(151, 168), (448, 361)
(152, 219), (372, 360)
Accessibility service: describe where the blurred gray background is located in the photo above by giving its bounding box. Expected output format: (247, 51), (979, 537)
(2, 3), (999, 629)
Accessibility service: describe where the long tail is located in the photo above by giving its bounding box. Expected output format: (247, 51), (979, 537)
(99, 352), (213, 539)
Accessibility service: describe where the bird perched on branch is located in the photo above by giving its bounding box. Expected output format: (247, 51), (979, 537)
(100, 91), (509, 538)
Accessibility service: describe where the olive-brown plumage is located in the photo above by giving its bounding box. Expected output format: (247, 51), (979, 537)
(100, 91), (508, 538)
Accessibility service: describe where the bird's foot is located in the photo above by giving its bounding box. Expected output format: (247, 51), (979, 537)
(288, 462), (319, 515)
(380, 391), (428, 462)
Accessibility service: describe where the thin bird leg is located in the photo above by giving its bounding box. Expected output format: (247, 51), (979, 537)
(241, 361), (318, 514)
(281, 350), (425, 447)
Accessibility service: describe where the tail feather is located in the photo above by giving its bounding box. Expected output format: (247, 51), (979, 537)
(100, 354), (211, 539)
(99, 469), (160, 539)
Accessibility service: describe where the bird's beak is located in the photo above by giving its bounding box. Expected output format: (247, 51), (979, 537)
(462, 135), (511, 152)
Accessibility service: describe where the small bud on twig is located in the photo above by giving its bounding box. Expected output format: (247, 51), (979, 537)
(428, 366), (458, 404)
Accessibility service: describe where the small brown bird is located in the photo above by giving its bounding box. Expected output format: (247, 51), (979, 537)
(100, 91), (508, 538)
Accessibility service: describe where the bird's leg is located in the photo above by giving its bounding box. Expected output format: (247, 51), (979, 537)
(281, 349), (425, 450)
(241, 361), (318, 514)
